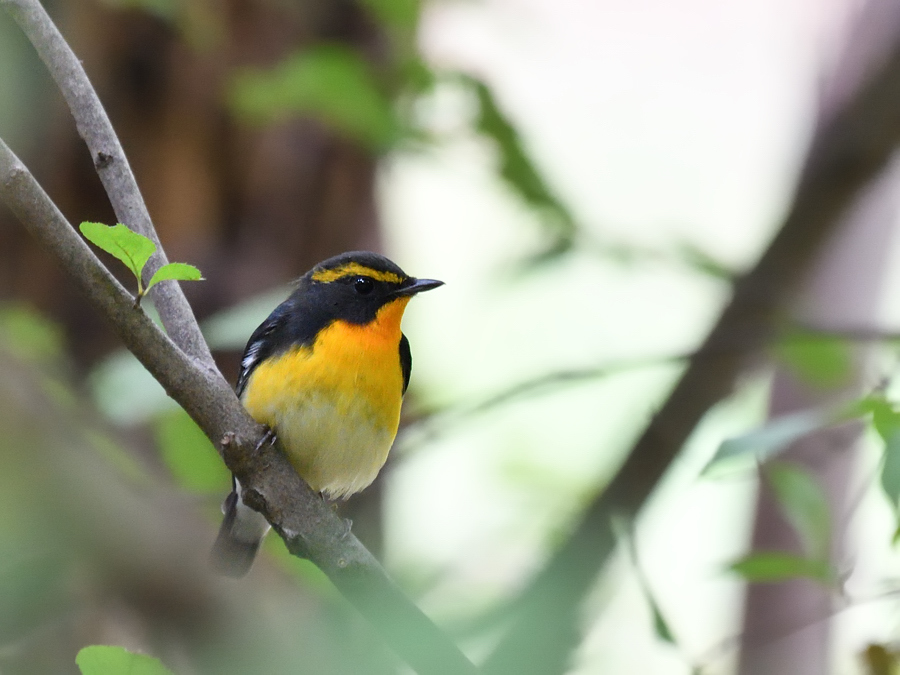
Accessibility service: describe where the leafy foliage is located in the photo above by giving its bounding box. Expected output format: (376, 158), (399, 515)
(460, 74), (576, 258)
(79, 222), (155, 286)
(147, 262), (203, 291)
(155, 409), (230, 493)
(728, 552), (832, 584)
(858, 394), (900, 539)
(766, 462), (831, 559)
(0, 303), (63, 363)
(229, 45), (399, 151)
(704, 406), (841, 473)
(359, 0), (420, 31)
(775, 332), (853, 388)
(76, 646), (174, 675)
(79, 222), (202, 306)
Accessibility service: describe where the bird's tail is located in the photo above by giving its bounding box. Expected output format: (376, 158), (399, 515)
(210, 479), (271, 577)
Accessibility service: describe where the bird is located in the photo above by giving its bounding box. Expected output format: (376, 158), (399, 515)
(210, 251), (443, 577)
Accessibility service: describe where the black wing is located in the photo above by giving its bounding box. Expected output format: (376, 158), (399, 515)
(236, 301), (292, 397)
(399, 333), (411, 395)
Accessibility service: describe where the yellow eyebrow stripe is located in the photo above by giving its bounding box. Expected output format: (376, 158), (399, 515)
(311, 263), (404, 284)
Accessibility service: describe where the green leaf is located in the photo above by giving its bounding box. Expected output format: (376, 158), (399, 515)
(649, 597), (675, 645)
(146, 262), (203, 292)
(360, 0), (420, 30)
(728, 552), (832, 584)
(76, 645), (174, 675)
(767, 462), (831, 558)
(461, 74), (576, 251)
(858, 394), (900, 443)
(79, 222), (156, 288)
(229, 45), (399, 151)
(776, 333), (852, 388)
(856, 395), (900, 524)
(703, 407), (837, 474)
(675, 240), (734, 280)
(618, 519), (677, 647)
(0, 303), (63, 363)
(882, 431), (900, 517)
(89, 350), (173, 425)
(155, 409), (229, 493)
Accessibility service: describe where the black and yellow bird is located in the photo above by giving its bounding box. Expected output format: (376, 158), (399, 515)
(210, 251), (443, 577)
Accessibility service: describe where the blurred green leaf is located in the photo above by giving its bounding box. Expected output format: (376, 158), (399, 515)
(146, 262), (203, 292)
(461, 74), (576, 253)
(79, 222), (156, 290)
(650, 597), (675, 645)
(767, 462), (831, 558)
(360, 0), (420, 30)
(859, 394), (900, 442)
(89, 350), (173, 424)
(704, 407), (837, 473)
(76, 645), (174, 675)
(619, 519), (677, 647)
(675, 240), (734, 280)
(857, 395), (900, 528)
(230, 45), (399, 151)
(882, 431), (900, 518)
(776, 333), (852, 388)
(155, 409), (229, 493)
(0, 303), (63, 363)
(728, 552), (832, 584)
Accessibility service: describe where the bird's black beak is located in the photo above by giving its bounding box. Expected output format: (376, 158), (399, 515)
(392, 278), (444, 297)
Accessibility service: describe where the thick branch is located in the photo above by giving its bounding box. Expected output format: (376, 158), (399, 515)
(0, 71), (474, 675)
(482, 17), (900, 675)
(1, 0), (211, 364)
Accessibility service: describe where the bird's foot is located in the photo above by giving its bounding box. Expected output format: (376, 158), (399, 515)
(255, 427), (277, 453)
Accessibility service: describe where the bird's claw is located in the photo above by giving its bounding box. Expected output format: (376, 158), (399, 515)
(255, 427), (277, 453)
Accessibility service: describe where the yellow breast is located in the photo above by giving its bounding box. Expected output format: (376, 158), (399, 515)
(240, 298), (410, 498)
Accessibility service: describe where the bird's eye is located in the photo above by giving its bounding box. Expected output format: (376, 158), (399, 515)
(353, 277), (374, 295)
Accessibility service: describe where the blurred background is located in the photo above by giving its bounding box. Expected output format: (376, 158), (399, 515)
(2, 0), (900, 673)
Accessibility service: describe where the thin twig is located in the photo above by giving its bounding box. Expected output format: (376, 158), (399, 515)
(694, 583), (900, 672)
(404, 326), (900, 448)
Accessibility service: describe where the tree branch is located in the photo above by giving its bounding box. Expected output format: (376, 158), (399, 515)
(0, 6), (476, 672)
(1, 0), (210, 364)
(482, 16), (900, 675)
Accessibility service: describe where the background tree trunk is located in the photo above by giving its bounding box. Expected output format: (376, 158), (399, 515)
(738, 3), (900, 663)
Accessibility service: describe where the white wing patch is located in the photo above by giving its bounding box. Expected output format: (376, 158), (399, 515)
(241, 340), (262, 373)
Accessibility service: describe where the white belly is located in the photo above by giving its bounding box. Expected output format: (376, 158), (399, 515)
(273, 390), (396, 498)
